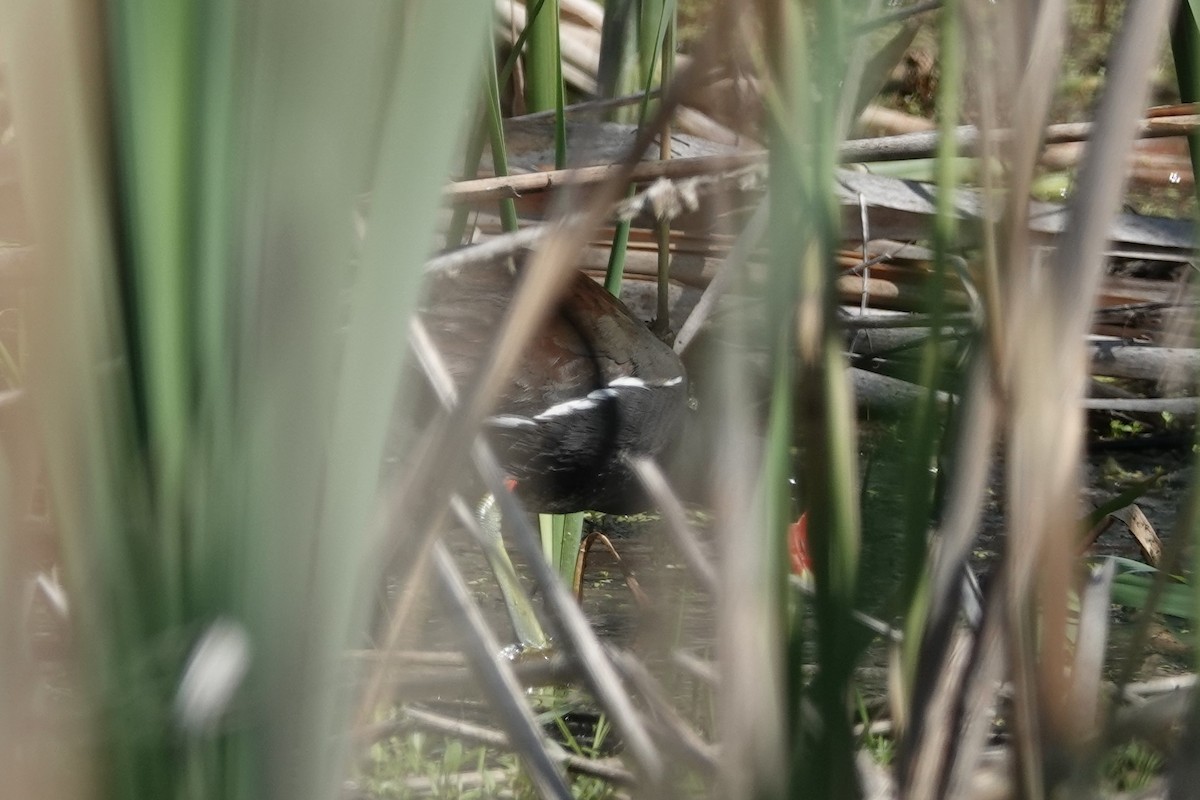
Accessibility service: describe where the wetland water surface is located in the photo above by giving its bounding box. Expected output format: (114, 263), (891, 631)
(401, 424), (1194, 710)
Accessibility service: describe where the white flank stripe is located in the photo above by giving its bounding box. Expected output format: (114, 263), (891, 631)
(488, 414), (537, 429)
(536, 396), (601, 420)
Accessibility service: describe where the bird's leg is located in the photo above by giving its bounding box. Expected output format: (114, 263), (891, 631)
(573, 530), (651, 608)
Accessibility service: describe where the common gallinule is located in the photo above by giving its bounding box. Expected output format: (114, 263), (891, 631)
(419, 256), (688, 515)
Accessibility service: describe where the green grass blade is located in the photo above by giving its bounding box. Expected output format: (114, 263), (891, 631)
(485, 33), (521, 233)
(898, 0), (961, 684)
(523, 0), (561, 114)
(4, 1), (490, 797)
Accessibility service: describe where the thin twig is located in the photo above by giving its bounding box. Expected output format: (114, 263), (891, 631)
(673, 201), (769, 355)
(629, 457), (718, 594)
(385, 706), (639, 786)
(512, 88), (664, 121)
(446, 109), (1200, 203)
(670, 650), (719, 687)
(840, 111), (1200, 163)
(840, 311), (977, 330)
(433, 542), (573, 798)
(609, 649), (721, 776)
